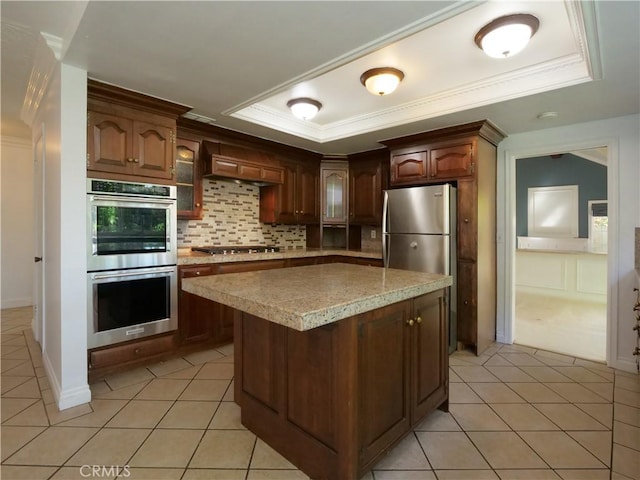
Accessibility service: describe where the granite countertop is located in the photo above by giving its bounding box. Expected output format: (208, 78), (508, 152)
(182, 262), (452, 331)
(178, 247), (382, 265)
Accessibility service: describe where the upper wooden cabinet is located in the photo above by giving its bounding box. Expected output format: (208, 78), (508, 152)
(176, 138), (203, 220)
(429, 142), (474, 180)
(349, 152), (388, 226)
(260, 160), (319, 225)
(390, 140), (475, 186)
(321, 162), (349, 224)
(390, 151), (428, 186)
(201, 141), (284, 185)
(87, 80), (190, 184)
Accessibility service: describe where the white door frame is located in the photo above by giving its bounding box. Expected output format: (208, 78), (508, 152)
(500, 138), (618, 367)
(32, 123), (45, 349)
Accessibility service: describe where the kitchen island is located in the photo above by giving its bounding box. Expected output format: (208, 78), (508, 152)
(182, 263), (451, 479)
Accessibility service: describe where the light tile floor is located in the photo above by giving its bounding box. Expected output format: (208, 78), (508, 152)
(2, 306), (639, 480)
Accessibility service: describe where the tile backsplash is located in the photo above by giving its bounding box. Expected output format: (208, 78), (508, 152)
(177, 179), (306, 248)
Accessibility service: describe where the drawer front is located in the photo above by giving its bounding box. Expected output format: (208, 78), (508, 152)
(217, 260), (286, 274)
(89, 334), (176, 369)
(179, 265), (216, 279)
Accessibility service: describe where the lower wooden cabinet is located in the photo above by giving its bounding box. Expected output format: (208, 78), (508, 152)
(234, 288), (447, 479)
(358, 290), (447, 470)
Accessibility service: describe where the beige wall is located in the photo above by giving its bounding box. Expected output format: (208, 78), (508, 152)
(1, 137), (33, 308)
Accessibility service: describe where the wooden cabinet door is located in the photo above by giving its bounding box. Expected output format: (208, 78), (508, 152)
(411, 291), (448, 422)
(429, 142), (474, 180)
(350, 161), (382, 225)
(390, 151), (427, 186)
(178, 265), (217, 344)
(456, 260), (477, 346)
(176, 138), (202, 220)
(457, 179), (477, 262)
(132, 121), (174, 180)
(358, 300), (411, 468)
(88, 111), (132, 174)
(217, 304), (234, 344)
(322, 167), (348, 224)
(278, 162), (299, 224)
(296, 163), (320, 224)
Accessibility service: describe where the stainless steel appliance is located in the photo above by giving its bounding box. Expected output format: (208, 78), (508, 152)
(87, 266), (177, 349)
(382, 183), (457, 352)
(86, 179), (178, 349)
(87, 179), (177, 271)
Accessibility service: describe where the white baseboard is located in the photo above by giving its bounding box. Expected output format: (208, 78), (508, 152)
(42, 349), (91, 411)
(611, 356), (639, 374)
(1, 298), (33, 309)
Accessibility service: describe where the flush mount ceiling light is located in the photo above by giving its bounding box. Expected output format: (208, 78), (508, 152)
(287, 98), (322, 120)
(475, 13), (539, 58)
(360, 67), (405, 96)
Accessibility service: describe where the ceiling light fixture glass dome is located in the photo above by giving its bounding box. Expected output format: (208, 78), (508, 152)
(475, 14), (539, 59)
(287, 98), (322, 120)
(360, 67), (405, 96)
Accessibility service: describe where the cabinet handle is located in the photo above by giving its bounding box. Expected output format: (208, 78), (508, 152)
(416, 315), (422, 324)
(407, 318), (415, 327)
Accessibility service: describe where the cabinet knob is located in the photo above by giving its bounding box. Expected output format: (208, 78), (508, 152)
(134, 348), (141, 354)
(464, 218), (470, 223)
(196, 271), (201, 276)
(464, 300), (469, 305)
(407, 318), (415, 327)
(127, 157), (135, 163)
(133, 158), (139, 163)
(195, 203), (201, 207)
(416, 316), (422, 324)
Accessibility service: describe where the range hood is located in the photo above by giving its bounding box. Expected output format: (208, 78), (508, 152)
(201, 141), (284, 186)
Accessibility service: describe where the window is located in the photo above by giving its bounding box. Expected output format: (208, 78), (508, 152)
(527, 185), (579, 237)
(588, 200), (608, 253)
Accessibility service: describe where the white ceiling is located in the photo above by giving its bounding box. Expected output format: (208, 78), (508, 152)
(1, 1), (639, 155)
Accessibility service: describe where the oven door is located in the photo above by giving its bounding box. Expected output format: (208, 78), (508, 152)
(87, 194), (177, 271)
(87, 266), (178, 349)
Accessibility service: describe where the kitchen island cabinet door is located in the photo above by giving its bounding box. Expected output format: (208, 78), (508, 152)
(411, 290), (448, 422)
(358, 301), (412, 469)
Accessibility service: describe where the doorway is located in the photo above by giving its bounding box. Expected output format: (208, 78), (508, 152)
(32, 125), (45, 349)
(513, 148), (608, 362)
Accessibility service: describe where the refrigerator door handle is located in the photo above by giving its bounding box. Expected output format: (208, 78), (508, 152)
(382, 191), (389, 267)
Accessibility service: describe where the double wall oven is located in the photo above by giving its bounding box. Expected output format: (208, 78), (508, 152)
(86, 179), (178, 349)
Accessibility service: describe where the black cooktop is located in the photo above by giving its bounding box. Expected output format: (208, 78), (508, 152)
(191, 246), (280, 255)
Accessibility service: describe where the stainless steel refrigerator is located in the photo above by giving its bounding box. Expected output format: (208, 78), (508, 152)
(382, 183), (457, 352)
